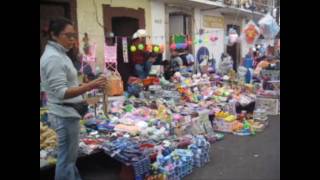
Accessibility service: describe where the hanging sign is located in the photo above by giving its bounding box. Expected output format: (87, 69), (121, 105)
(203, 15), (224, 29)
(122, 37), (129, 63)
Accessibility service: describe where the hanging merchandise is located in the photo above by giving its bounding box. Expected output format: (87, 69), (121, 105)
(242, 20), (260, 45)
(228, 28), (239, 46)
(146, 44), (153, 52)
(82, 43), (97, 74)
(170, 35), (188, 50)
(130, 45), (137, 52)
(106, 70), (124, 96)
(210, 34), (218, 42)
(258, 13), (280, 39)
(174, 34), (186, 44)
(104, 39), (118, 87)
(104, 43), (117, 64)
(187, 36), (193, 45)
(159, 44), (165, 53)
(122, 37), (129, 63)
(138, 44), (145, 51)
(153, 45), (160, 53)
(204, 36), (209, 43)
(170, 43), (176, 50)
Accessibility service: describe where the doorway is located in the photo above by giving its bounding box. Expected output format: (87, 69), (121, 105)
(103, 5), (145, 90)
(226, 24), (240, 71)
(111, 17), (139, 90)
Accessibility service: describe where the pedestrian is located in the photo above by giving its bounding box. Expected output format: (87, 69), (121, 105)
(40, 17), (107, 180)
(170, 49), (183, 73)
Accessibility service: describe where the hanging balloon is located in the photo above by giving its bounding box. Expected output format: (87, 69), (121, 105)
(204, 37), (209, 43)
(210, 34), (218, 42)
(159, 44), (165, 52)
(176, 43), (183, 49)
(198, 39), (203, 44)
(193, 39), (198, 45)
(130, 45), (137, 52)
(153, 46), (160, 53)
(170, 43), (176, 50)
(138, 44), (145, 50)
(146, 44), (153, 52)
(182, 43), (188, 49)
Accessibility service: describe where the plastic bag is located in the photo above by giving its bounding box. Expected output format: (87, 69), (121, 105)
(106, 71), (124, 96)
(258, 13), (280, 39)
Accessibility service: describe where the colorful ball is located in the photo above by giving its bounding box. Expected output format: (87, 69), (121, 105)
(138, 44), (145, 50)
(130, 45), (137, 52)
(170, 43), (176, 50)
(210, 35), (218, 42)
(159, 44), (165, 52)
(182, 43), (188, 49)
(153, 46), (160, 53)
(176, 43), (183, 49)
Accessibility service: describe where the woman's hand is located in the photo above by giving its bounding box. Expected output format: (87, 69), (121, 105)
(89, 75), (107, 89)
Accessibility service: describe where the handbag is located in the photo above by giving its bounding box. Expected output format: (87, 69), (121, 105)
(58, 101), (89, 117)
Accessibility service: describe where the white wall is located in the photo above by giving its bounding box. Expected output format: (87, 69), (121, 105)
(150, 0), (166, 58)
(193, 8), (225, 69)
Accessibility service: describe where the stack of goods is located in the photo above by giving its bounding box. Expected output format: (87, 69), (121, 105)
(150, 149), (194, 180)
(79, 136), (107, 155)
(213, 111), (237, 133)
(188, 135), (211, 168)
(40, 122), (57, 150)
(102, 138), (151, 179)
(40, 122), (57, 166)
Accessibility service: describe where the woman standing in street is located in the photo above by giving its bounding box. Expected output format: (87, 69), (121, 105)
(40, 17), (106, 180)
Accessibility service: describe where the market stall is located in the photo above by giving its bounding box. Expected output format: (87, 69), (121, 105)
(40, 66), (279, 179)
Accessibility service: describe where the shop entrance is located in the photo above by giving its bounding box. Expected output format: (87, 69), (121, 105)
(111, 17), (139, 90)
(103, 5), (145, 90)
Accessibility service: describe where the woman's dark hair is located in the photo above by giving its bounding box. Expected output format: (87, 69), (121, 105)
(48, 17), (73, 40)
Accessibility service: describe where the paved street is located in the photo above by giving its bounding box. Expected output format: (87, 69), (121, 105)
(41, 115), (280, 180)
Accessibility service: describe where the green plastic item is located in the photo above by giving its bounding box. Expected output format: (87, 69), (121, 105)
(174, 35), (185, 43)
(124, 104), (134, 112)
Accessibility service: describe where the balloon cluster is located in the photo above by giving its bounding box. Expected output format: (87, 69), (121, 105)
(170, 34), (218, 50)
(130, 44), (164, 53)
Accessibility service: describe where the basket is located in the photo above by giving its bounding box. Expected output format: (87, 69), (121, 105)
(132, 156), (151, 179)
